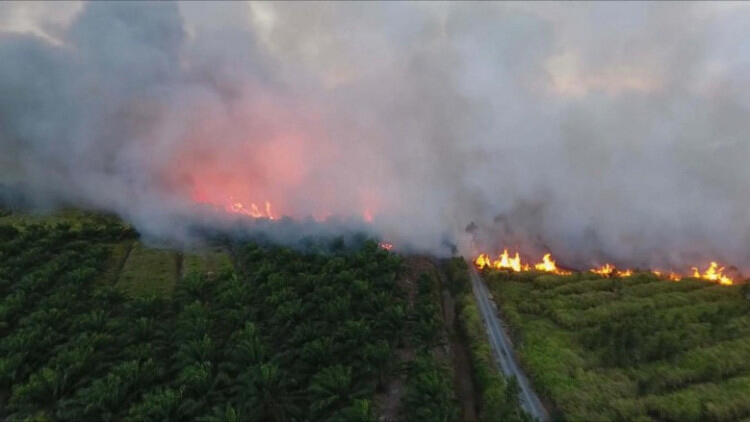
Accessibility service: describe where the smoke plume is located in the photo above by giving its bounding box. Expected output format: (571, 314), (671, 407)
(1, 2), (749, 270)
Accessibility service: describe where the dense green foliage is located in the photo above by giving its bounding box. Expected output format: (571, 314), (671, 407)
(485, 269), (750, 421)
(0, 213), (425, 421)
(400, 272), (459, 422)
(445, 259), (531, 422)
(228, 240), (406, 421)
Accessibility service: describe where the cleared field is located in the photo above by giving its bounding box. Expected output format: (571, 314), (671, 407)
(101, 240), (135, 284)
(182, 247), (233, 278)
(117, 241), (177, 297)
(484, 269), (750, 421)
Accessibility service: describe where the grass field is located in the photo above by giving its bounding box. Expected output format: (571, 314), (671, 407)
(116, 241), (177, 297)
(484, 270), (750, 421)
(182, 247), (233, 278)
(101, 240), (135, 285)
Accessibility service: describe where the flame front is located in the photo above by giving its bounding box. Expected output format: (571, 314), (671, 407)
(474, 250), (736, 286)
(475, 249), (522, 271)
(653, 270), (682, 281)
(226, 199), (276, 219)
(591, 263), (615, 277)
(476, 250), (568, 274)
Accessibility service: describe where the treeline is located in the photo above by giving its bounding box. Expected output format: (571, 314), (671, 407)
(484, 269), (750, 421)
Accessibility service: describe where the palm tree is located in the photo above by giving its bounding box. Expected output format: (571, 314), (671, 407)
(233, 363), (299, 422)
(176, 361), (213, 397)
(175, 273), (210, 307)
(328, 399), (375, 422)
(401, 360), (459, 422)
(62, 372), (127, 421)
(175, 301), (210, 342)
(125, 387), (182, 422)
(220, 323), (268, 377)
(173, 334), (215, 369)
(197, 403), (242, 422)
(308, 365), (371, 420)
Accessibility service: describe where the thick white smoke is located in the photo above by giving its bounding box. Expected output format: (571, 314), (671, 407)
(1, 2), (749, 271)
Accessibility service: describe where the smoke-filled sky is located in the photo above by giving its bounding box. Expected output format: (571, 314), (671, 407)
(1, 1), (749, 271)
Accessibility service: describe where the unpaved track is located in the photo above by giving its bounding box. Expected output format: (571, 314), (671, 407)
(470, 268), (548, 421)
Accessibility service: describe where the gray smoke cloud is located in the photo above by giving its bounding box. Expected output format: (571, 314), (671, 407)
(1, 1), (749, 272)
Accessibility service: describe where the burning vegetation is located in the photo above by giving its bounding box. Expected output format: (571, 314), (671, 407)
(475, 249), (570, 275)
(474, 249), (737, 285)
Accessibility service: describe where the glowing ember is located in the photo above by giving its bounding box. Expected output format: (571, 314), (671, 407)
(692, 262), (733, 285)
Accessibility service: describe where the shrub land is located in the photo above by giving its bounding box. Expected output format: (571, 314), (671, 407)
(484, 269), (750, 422)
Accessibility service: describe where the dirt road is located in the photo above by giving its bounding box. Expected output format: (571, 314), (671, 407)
(470, 268), (548, 421)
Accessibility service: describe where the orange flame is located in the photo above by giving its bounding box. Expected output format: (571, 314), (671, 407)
(533, 253), (571, 274)
(653, 270), (682, 281)
(590, 264), (633, 277)
(475, 249), (523, 272)
(225, 198), (276, 219)
(474, 250), (736, 286)
(476, 250), (569, 274)
(692, 262), (733, 285)
(475, 253), (492, 269)
(192, 190), (277, 220)
(379, 242), (393, 251)
(591, 263), (615, 277)
(534, 253), (556, 272)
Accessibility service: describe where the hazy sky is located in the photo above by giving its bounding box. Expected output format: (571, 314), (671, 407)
(1, 2), (749, 271)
